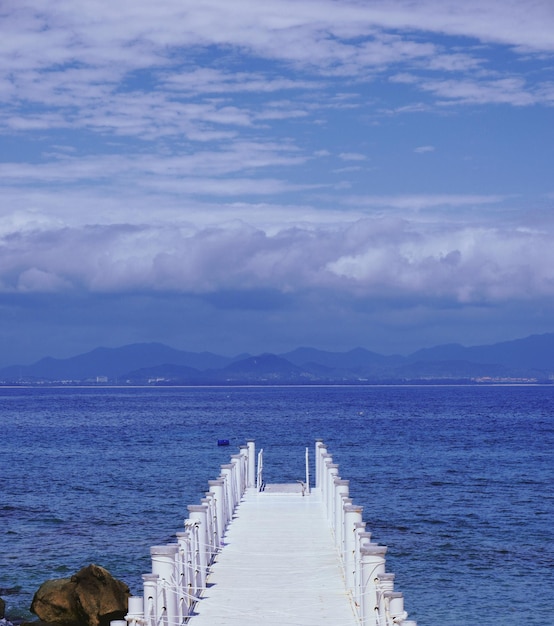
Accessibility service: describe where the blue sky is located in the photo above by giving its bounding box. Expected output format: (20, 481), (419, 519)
(1, 0), (554, 365)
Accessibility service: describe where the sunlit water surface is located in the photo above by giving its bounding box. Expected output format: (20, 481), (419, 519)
(1, 385), (552, 625)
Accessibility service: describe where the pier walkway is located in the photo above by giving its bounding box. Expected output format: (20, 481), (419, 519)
(118, 441), (418, 626)
(190, 486), (358, 626)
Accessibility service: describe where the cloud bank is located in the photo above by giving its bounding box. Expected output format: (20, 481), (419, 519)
(2, 215), (553, 306)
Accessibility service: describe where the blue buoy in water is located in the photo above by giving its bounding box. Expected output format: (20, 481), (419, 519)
(217, 439), (230, 446)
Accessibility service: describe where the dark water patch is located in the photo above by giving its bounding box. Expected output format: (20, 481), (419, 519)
(0, 586), (22, 595)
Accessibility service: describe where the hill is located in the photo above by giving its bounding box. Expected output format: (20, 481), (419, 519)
(1, 333), (553, 384)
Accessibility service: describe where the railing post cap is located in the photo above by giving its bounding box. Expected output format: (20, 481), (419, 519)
(142, 573), (159, 582)
(384, 591), (403, 599)
(221, 463), (234, 469)
(334, 478), (349, 486)
(361, 544), (388, 556)
(187, 503), (208, 513)
(209, 479), (225, 486)
(150, 544), (179, 556)
(344, 503), (363, 513)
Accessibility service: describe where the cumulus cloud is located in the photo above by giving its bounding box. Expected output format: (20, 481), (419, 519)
(2, 217), (554, 306)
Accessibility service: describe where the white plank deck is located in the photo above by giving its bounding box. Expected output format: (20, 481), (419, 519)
(188, 486), (360, 626)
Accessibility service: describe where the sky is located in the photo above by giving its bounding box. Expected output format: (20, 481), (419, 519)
(1, 0), (554, 366)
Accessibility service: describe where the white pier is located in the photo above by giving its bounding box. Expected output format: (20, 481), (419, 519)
(190, 486), (358, 626)
(117, 441), (417, 626)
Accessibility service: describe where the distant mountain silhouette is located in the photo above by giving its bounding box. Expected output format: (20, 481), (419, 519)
(2, 333), (554, 384)
(282, 346), (403, 369)
(0, 343), (243, 382)
(408, 334), (554, 370)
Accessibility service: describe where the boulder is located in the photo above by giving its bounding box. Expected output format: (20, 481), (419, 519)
(0, 596), (5, 618)
(31, 565), (130, 626)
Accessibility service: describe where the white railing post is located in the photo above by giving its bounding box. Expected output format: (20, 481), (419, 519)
(150, 544), (179, 626)
(305, 447), (310, 494)
(315, 440), (326, 490)
(334, 478), (349, 548)
(220, 464), (235, 519)
(183, 519), (202, 598)
(201, 494), (216, 561)
(247, 440), (256, 487)
(360, 544), (387, 626)
(326, 463), (339, 527)
(256, 448), (264, 491)
(141, 574), (158, 626)
(383, 591), (405, 626)
(355, 529), (371, 614)
(208, 479), (225, 544)
(125, 596), (143, 626)
(344, 504), (363, 592)
(187, 504), (209, 589)
(231, 454), (242, 503)
(376, 574), (396, 626)
(175, 530), (193, 617)
(239, 445), (249, 493)
(320, 452), (331, 502)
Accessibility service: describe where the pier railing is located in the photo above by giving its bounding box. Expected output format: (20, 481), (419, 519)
(115, 439), (417, 626)
(118, 439), (256, 626)
(315, 439), (417, 626)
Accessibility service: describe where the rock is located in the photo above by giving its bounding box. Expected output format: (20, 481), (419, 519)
(0, 597), (5, 618)
(31, 565), (130, 626)
(31, 577), (79, 625)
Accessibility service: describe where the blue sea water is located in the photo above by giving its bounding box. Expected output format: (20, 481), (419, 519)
(0, 385), (552, 625)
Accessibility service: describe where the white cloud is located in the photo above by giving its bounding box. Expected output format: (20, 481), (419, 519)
(343, 194), (508, 210)
(17, 268), (72, 292)
(414, 145), (435, 153)
(2, 216), (554, 306)
(163, 69), (322, 95)
(420, 77), (539, 106)
(0, 142), (307, 184)
(339, 152), (367, 161)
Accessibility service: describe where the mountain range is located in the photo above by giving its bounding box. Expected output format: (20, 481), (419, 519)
(2, 333), (554, 385)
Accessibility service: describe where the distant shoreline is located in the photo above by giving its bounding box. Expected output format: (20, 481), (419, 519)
(1, 380), (552, 389)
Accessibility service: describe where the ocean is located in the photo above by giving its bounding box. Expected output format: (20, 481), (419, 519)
(1, 385), (552, 625)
